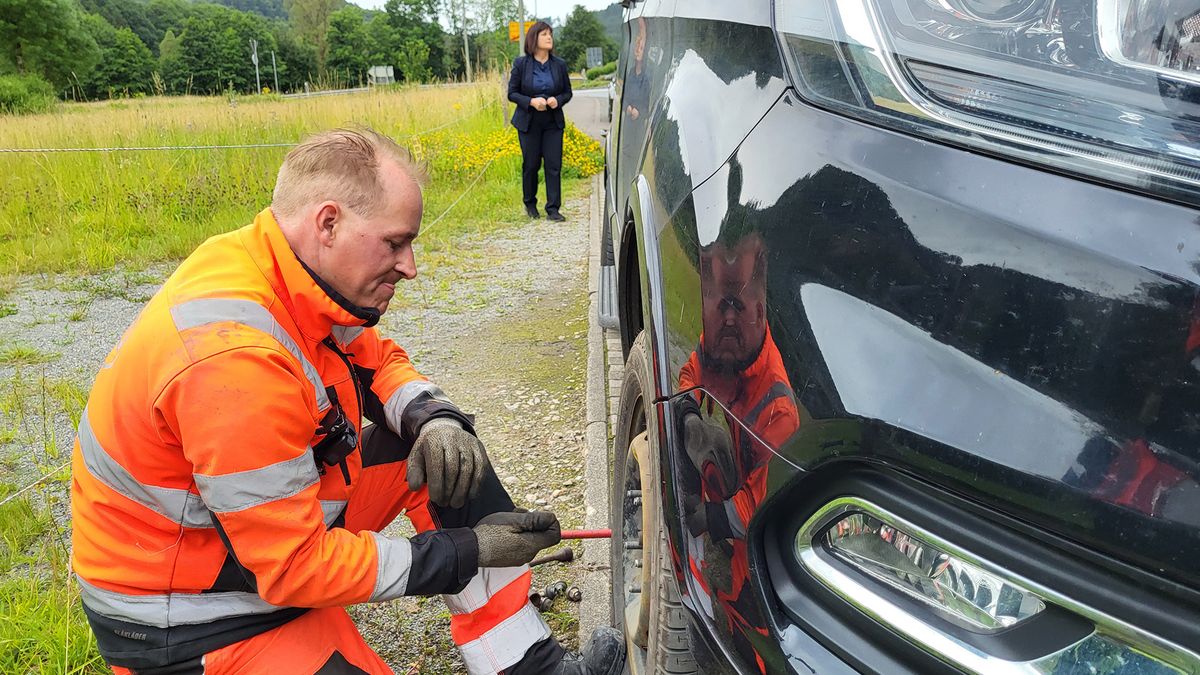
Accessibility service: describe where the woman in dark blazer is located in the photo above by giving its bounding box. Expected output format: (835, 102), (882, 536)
(508, 21), (573, 222)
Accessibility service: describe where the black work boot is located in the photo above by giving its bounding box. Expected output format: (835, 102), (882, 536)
(525, 204), (541, 219)
(555, 627), (625, 675)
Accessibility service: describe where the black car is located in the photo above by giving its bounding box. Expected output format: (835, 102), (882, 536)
(599, 0), (1200, 673)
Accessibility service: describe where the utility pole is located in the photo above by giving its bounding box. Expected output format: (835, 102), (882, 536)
(249, 39), (261, 94)
(460, 0), (472, 82)
(271, 51), (279, 93)
(518, 0), (526, 48)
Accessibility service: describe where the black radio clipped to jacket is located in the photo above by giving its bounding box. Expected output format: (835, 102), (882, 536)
(314, 391), (357, 484)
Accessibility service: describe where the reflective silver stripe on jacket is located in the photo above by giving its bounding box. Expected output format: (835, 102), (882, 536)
(331, 325), (365, 347)
(725, 499), (748, 540)
(368, 532), (414, 602)
(76, 575), (283, 628)
(77, 408), (214, 529)
(193, 453), (319, 513)
(321, 499), (347, 527)
(170, 298), (330, 412)
(384, 380), (452, 436)
(458, 603), (551, 675)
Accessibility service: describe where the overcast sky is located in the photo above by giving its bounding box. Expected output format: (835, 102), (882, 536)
(357, 0), (615, 25)
(508, 0), (613, 23)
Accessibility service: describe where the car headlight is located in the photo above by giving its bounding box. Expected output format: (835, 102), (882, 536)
(775, 0), (1200, 206)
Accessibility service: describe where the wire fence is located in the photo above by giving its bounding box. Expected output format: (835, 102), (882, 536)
(421, 149), (504, 235)
(0, 99), (499, 155)
(0, 460), (71, 509)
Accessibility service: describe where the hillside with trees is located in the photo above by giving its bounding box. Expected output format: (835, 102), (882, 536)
(0, 0), (621, 110)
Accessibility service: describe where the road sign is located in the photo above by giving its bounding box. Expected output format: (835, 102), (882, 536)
(586, 47), (604, 69)
(509, 21), (536, 41)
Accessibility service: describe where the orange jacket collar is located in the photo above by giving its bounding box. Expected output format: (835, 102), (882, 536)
(241, 208), (372, 342)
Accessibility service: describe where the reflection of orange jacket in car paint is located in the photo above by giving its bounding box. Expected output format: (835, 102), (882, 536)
(681, 324), (801, 643)
(679, 327), (800, 541)
(70, 209), (480, 667)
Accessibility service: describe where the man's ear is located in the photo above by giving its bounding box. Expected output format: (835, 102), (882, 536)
(315, 201), (339, 246)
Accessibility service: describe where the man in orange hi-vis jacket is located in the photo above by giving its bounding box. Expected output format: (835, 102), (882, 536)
(70, 128), (624, 675)
(676, 231), (801, 674)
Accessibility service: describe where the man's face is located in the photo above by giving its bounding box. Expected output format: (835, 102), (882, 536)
(318, 159), (422, 314)
(634, 18), (647, 62)
(700, 238), (767, 372)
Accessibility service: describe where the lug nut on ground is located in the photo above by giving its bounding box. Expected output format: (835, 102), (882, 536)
(544, 581), (568, 600)
(566, 586), (582, 603)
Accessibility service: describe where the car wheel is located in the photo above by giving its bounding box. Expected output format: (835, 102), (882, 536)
(610, 332), (698, 675)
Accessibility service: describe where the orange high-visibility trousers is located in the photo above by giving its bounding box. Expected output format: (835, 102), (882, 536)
(113, 423), (558, 675)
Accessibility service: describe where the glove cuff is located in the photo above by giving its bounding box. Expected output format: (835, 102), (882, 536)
(403, 527), (479, 595)
(405, 399), (477, 441)
(420, 417), (463, 433)
(706, 501), (736, 541)
(447, 527), (480, 588)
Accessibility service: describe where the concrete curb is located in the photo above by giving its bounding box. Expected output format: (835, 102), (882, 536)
(579, 173), (613, 643)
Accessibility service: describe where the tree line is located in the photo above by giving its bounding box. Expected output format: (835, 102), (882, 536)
(0, 0), (618, 103)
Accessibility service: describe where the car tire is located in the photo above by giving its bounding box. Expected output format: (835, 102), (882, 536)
(610, 332), (698, 675)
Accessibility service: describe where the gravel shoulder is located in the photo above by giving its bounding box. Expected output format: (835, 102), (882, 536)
(0, 185), (593, 672)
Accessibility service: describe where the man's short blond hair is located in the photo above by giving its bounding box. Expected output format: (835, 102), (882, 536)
(272, 127), (429, 219)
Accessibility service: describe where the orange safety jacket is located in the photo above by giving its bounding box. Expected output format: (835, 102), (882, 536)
(70, 209), (479, 670)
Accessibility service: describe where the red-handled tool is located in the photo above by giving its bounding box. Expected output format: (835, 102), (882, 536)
(560, 529), (612, 539)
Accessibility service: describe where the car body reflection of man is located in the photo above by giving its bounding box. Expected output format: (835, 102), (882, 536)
(622, 17), (650, 143)
(675, 232), (800, 673)
(1063, 296), (1200, 524)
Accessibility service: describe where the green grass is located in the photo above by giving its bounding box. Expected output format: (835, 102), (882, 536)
(0, 344), (58, 367)
(0, 498), (104, 675)
(0, 372), (88, 464)
(44, 379), (87, 428)
(0, 304), (15, 319)
(0, 494), (50, 570)
(0, 84), (600, 276)
(0, 381), (100, 673)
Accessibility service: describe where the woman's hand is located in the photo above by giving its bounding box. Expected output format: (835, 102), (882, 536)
(547, 97), (558, 109)
(531, 97), (548, 111)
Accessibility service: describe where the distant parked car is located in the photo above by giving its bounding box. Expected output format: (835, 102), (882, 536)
(599, 0), (1200, 673)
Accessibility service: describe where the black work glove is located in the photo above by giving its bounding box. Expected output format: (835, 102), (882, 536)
(684, 493), (738, 541)
(682, 412), (736, 490)
(408, 418), (489, 508)
(683, 493), (708, 537)
(472, 510), (562, 568)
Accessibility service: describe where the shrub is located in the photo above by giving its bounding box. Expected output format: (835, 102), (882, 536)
(0, 75), (57, 116)
(585, 61), (617, 80)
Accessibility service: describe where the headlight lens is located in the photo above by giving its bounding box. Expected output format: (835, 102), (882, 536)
(775, 0), (1200, 205)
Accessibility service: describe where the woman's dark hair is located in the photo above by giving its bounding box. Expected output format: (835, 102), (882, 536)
(524, 21), (553, 57)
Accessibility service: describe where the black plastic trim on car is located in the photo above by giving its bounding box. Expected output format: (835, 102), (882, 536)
(754, 463), (1200, 674)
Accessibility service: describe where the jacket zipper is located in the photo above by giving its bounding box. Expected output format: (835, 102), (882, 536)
(323, 336), (363, 485)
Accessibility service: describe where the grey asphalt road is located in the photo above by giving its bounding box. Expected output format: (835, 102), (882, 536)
(570, 86), (613, 141)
